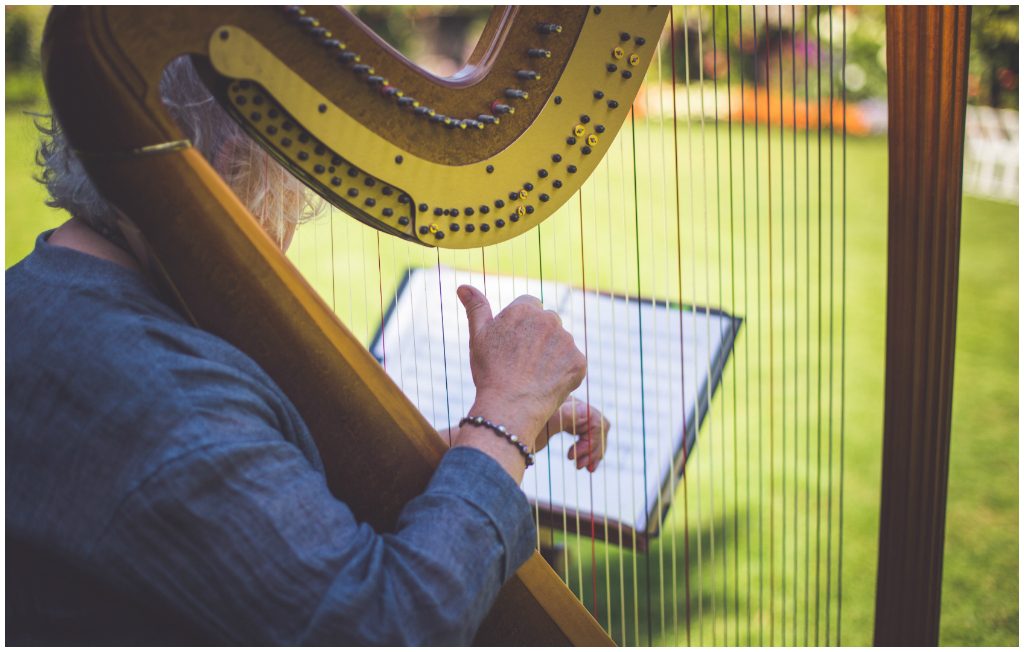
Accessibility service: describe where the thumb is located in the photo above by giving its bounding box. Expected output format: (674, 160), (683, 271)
(457, 284), (493, 337)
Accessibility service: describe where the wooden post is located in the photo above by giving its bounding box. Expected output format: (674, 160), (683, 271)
(875, 6), (972, 645)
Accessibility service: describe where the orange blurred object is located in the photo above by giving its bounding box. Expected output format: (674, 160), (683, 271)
(730, 87), (871, 136)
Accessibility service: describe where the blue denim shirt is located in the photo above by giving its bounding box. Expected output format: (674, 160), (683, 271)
(6, 232), (536, 645)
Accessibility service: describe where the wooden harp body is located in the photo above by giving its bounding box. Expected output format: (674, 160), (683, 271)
(40, 4), (971, 646)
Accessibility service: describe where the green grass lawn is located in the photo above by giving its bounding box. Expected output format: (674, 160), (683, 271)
(6, 108), (1017, 645)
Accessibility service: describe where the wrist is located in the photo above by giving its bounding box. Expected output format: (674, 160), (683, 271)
(452, 423), (527, 482)
(459, 416), (535, 467)
(468, 391), (551, 443)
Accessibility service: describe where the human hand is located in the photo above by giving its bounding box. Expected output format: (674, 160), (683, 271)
(537, 400), (611, 473)
(457, 285), (587, 454)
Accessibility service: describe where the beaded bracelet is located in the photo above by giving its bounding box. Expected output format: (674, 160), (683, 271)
(459, 415), (535, 468)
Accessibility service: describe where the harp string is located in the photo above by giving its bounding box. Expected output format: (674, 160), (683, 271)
(400, 241), (419, 412)
(425, 247), (440, 429)
(667, 9), (694, 645)
(815, 5), (823, 642)
(611, 130), (637, 645)
(659, 31), (677, 640)
(838, 6), (847, 645)
(643, 39), (666, 641)
(574, 186), (599, 620)
(328, 204), (337, 314)
(592, 152), (614, 637)
(577, 166), (596, 626)
(803, 9), (813, 644)
(695, 8), (722, 645)
(775, 5), (788, 645)
(433, 249), (452, 441)
(751, 10), (767, 645)
(761, 7), (777, 647)
(653, 26), (681, 646)
(681, 10), (705, 644)
(736, 8), (754, 644)
(455, 252), (468, 449)
(534, 224), (558, 557)
(619, 106), (635, 644)
(403, 245), (416, 405)
(627, 106), (655, 647)
(523, 221), (544, 550)
(710, 11), (730, 643)
(374, 232), (386, 370)
(596, 151), (619, 641)
(825, 6), (836, 645)
(790, 6), (800, 644)
(341, 208), (354, 343)
(567, 193), (583, 610)
(548, 213), (572, 592)
(723, 7), (742, 647)
(814, 6), (824, 644)
(571, 190), (583, 611)
(411, 244), (421, 415)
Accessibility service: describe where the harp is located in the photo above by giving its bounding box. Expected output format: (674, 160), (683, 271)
(40, 4), (970, 646)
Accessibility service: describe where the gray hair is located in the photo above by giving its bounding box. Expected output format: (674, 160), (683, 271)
(36, 56), (320, 247)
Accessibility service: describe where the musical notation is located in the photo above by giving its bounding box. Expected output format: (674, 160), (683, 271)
(371, 266), (740, 547)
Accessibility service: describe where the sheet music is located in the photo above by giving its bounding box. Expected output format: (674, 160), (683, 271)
(370, 266), (740, 537)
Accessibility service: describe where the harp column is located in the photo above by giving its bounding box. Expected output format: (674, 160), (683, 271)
(876, 6), (972, 646)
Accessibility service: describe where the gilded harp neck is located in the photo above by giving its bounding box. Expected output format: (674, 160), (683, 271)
(46, 6), (667, 249)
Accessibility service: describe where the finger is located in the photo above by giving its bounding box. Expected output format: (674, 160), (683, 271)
(572, 438), (593, 456)
(586, 441), (606, 463)
(575, 439), (605, 468)
(545, 309), (563, 326)
(558, 400), (586, 435)
(564, 402), (600, 434)
(507, 294), (544, 311)
(574, 444), (598, 467)
(568, 443), (590, 463)
(582, 453), (602, 471)
(457, 285), (493, 337)
(590, 423), (609, 451)
(581, 448), (604, 470)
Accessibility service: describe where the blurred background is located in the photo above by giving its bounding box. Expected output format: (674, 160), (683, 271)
(5, 5), (1018, 646)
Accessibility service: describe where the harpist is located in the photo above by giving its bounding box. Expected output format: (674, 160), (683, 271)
(6, 58), (608, 645)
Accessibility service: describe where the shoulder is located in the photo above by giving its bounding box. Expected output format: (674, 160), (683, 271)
(6, 237), (322, 566)
(7, 242), (319, 479)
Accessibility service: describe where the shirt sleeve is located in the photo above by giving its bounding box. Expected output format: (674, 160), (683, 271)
(94, 428), (537, 646)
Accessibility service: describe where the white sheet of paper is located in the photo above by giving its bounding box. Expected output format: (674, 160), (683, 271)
(370, 266), (738, 535)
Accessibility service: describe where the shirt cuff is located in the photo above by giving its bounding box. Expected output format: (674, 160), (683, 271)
(427, 447), (536, 581)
